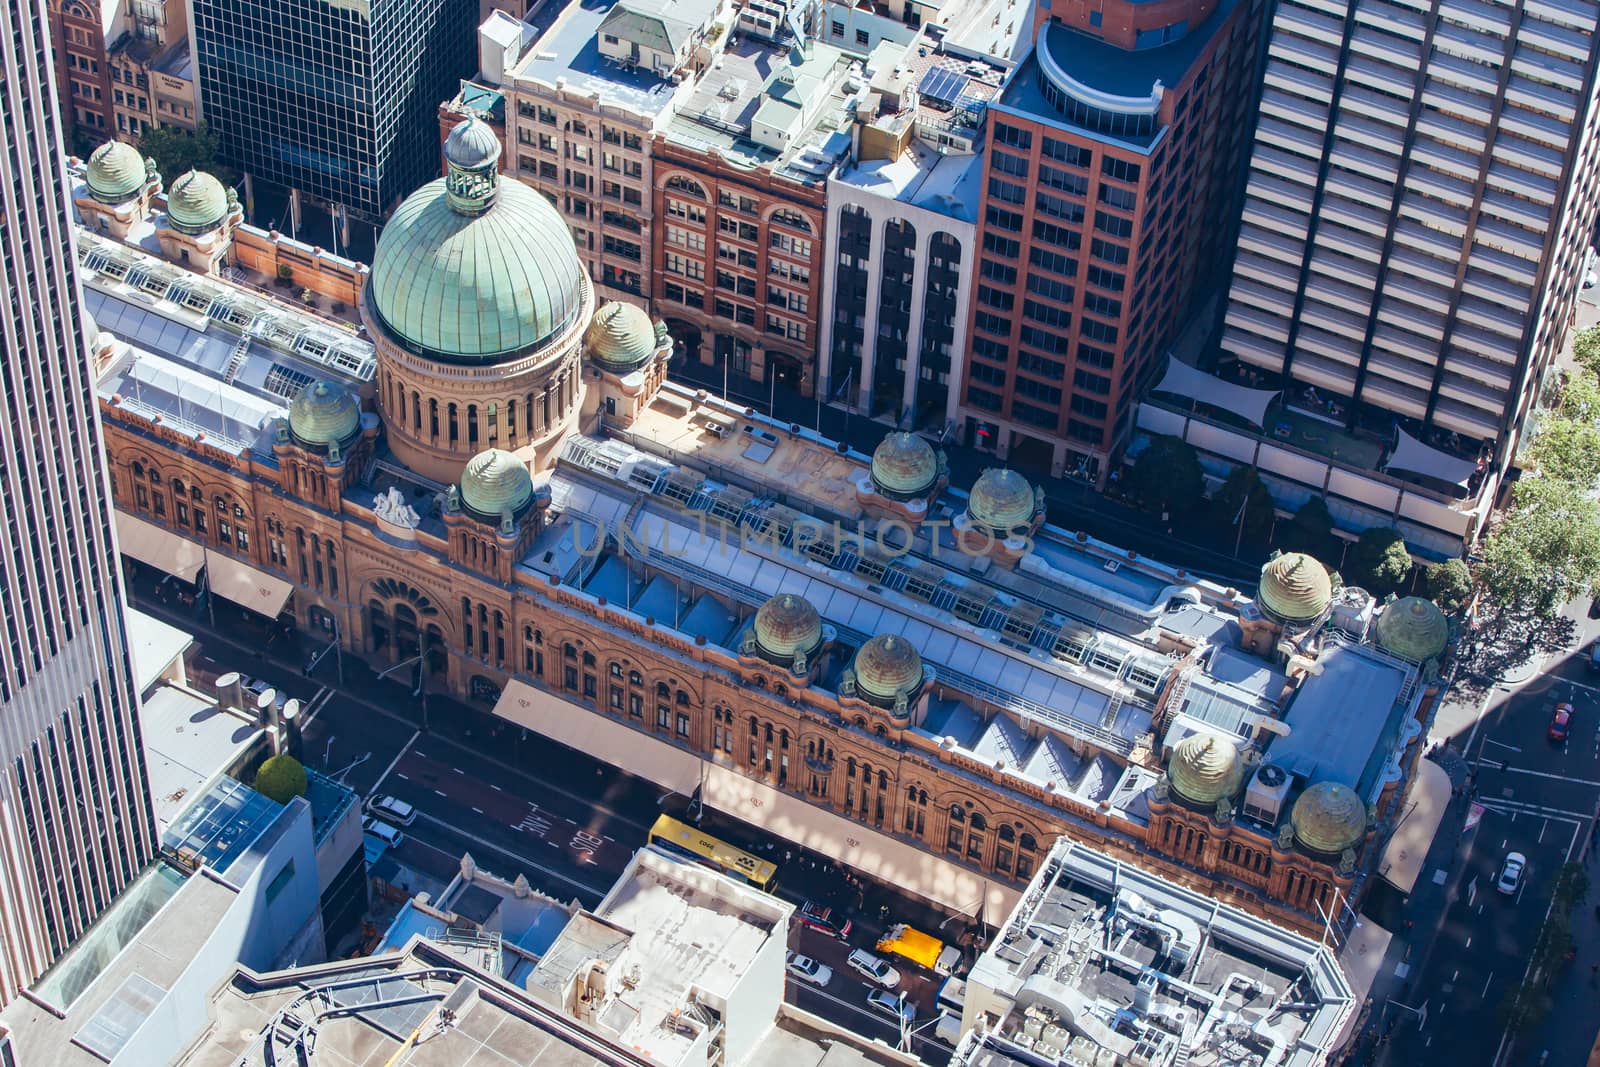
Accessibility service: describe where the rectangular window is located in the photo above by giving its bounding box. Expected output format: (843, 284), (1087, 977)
(676, 713), (691, 736)
(993, 123), (1032, 150)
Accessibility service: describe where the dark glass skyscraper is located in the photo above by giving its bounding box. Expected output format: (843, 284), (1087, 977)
(0, 0), (158, 1005)
(190, 0), (479, 222)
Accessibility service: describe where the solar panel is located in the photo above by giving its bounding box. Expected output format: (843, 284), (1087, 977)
(919, 66), (970, 108)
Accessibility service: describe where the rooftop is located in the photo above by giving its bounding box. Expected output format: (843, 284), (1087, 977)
(124, 604), (192, 692)
(512, 0), (686, 118)
(140, 685), (263, 832)
(162, 774), (289, 875)
(961, 839), (1355, 1067)
(832, 142), (985, 222)
(1267, 641), (1415, 800)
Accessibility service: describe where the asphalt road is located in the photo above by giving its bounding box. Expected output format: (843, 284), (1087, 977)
(1382, 629), (1600, 1067)
(145, 588), (956, 1064)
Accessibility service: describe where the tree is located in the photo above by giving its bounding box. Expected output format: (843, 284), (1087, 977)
(1478, 478), (1600, 620)
(1279, 496), (1338, 562)
(1215, 467), (1275, 543)
(138, 122), (237, 187)
(1572, 324), (1600, 382)
(1523, 413), (1600, 487)
(1347, 527), (1412, 596)
(254, 754), (308, 804)
(1124, 435), (1206, 520)
(1425, 558), (1473, 613)
(1556, 367), (1600, 423)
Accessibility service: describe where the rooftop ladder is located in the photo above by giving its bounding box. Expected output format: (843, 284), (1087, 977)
(222, 330), (253, 384)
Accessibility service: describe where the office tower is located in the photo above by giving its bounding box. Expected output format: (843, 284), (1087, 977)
(190, 0), (479, 223)
(961, 0), (1266, 480)
(0, 0), (157, 1004)
(1220, 0), (1600, 475)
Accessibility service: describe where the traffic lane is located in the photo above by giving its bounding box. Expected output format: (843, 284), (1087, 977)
(393, 808), (619, 907)
(298, 698), (417, 795)
(386, 747), (638, 874)
(407, 730), (657, 842)
(376, 764), (632, 897)
(786, 982), (951, 1066)
(788, 924), (943, 1019)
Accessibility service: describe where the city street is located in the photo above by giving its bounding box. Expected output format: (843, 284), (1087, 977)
(1367, 615), (1600, 1067)
(138, 586), (957, 1063)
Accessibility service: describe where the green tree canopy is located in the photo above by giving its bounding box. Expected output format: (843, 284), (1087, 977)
(1124, 435), (1206, 518)
(1279, 496), (1338, 562)
(1424, 558), (1473, 613)
(1215, 466), (1276, 541)
(1572, 325), (1600, 383)
(1479, 478), (1600, 619)
(1347, 527), (1412, 596)
(1523, 414), (1600, 487)
(138, 122), (237, 188)
(254, 754), (308, 804)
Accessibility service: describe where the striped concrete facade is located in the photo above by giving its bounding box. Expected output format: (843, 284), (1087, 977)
(0, 0), (157, 1005)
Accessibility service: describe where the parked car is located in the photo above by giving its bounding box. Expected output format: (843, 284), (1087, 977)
(1549, 703), (1575, 743)
(237, 676), (287, 709)
(363, 815), (405, 850)
(365, 794), (416, 826)
(797, 901), (852, 939)
(866, 989), (916, 1025)
(785, 952), (833, 988)
(847, 949), (901, 989)
(1497, 851), (1527, 895)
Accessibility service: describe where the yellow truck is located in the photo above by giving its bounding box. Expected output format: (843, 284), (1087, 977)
(875, 923), (962, 977)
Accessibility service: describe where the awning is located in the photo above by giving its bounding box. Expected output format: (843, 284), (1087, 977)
(1151, 358), (1280, 429)
(1383, 427), (1479, 487)
(203, 549), (293, 617)
(492, 679), (703, 797)
(492, 680), (1019, 920)
(1375, 759), (1453, 896)
(114, 511), (205, 582)
(123, 605), (193, 693)
(1333, 917), (1394, 1049)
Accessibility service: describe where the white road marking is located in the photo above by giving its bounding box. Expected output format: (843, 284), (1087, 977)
(472, 807), (484, 815)
(1538, 819), (1547, 843)
(1482, 972), (1494, 998)
(299, 687), (336, 728)
(454, 767), (465, 774)
(369, 730), (420, 795)
(1498, 766), (1600, 787)
(434, 789), (448, 798)
(1466, 936), (1472, 947)
(395, 772), (409, 781)
(407, 812), (610, 901)
(1481, 738), (1522, 753)
(490, 783), (502, 791)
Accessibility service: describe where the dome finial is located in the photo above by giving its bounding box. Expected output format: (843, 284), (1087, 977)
(444, 118), (503, 217)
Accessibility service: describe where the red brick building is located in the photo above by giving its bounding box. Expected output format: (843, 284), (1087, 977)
(650, 136), (827, 399)
(959, 0), (1264, 481)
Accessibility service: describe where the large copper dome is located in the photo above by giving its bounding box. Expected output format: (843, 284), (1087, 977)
(1166, 731), (1244, 805)
(853, 635), (924, 705)
(1291, 782), (1367, 854)
(1258, 552), (1332, 623)
(752, 594), (823, 659)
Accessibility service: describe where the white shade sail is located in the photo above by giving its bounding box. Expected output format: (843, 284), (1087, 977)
(1382, 427), (1478, 487)
(1151, 358), (1280, 429)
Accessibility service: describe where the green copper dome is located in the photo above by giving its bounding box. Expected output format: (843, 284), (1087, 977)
(871, 433), (939, 499)
(86, 140), (146, 204)
(1291, 782), (1367, 854)
(1166, 731), (1243, 806)
(459, 448), (534, 520)
(288, 380), (361, 450)
(586, 301), (657, 371)
(1375, 596), (1449, 663)
(1258, 552), (1332, 623)
(967, 468), (1038, 532)
(368, 126), (586, 364)
(166, 169), (229, 233)
(853, 635), (924, 705)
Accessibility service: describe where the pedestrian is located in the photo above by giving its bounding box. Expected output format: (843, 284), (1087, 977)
(785, 850), (792, 863)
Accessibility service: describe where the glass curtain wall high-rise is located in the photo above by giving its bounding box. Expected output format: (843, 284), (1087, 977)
(191, 0), (479, 222)
(0, 0), (158, 1005)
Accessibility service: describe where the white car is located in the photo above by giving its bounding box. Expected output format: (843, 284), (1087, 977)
(847, 949), (901, 989)
(785, 952), (833, 988)
(363, 814), (405, 850)
(365, 794), (416, 826)
(1497, 852), (1527, 895)
(866, 989), (916, 1025)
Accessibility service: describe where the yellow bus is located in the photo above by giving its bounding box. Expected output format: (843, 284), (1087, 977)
(647, 814), (778, 892)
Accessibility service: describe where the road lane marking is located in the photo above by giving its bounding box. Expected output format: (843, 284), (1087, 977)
(1497, 766), (1600, 787)
(407, 812), (611, 902)
(472, 807), (484, 814)
(454, 767), (464, 774)
(1482, 971), (1494, 998)
(1466, 937), (1472, 947)
(434, 789), (448, 798)
(490, 783), (502, 791)
(369, 730), (420, 795)
(1539, 819), (1547, 843)
(395, 772), (409, 781)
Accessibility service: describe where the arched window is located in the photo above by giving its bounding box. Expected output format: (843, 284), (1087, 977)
(1020, 833), (1037, 851)
(846, 757), (856, 777)
(999, 824), (1016, 843)
(583, 652), (596, 668)
(907, 785), (917, 802)
(132, 461), (144, 479)
(171, 478), (185, 495)
(148, 467), (160, 483)
(949, 805), (965, 823)
(628, 670), (643, 687)
(658, 682), (671, 699)
(970, 812), (988, 832)
(666, 174), (707, 199)
(877, 770), (887, 789)
(677, 690), (689, 706)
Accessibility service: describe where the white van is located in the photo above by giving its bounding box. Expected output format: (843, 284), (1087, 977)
(934, 1009), (963, 1046)
(937, 976), (967, 1016)
(363, 814), (405, 850)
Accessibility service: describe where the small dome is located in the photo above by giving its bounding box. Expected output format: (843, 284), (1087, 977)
(753, 594), (822, 659)
(1291, 782), (1367, 854)
(1374, 596), (1449, 663)
(853, 635), (923, 704)
(459, 448), (534, 520)
(1166, 731), (1244, 806)
(86, 140), (146, 203)
(166, 169), (229, 233)
(288, 380), (361, 450)
(967, 468), (1038, 532)
(871, 433), (939, 499)
(1258, 552), (1332, 623)
(444, 118), (502, 170)
(586, 301), (657, 371)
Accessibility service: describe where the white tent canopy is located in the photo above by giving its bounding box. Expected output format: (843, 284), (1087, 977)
(1383, 427), (1478, 487)
(1151, 358), (1280, 429)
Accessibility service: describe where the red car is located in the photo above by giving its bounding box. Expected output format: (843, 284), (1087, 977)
(1549, 703), (1574, 743)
